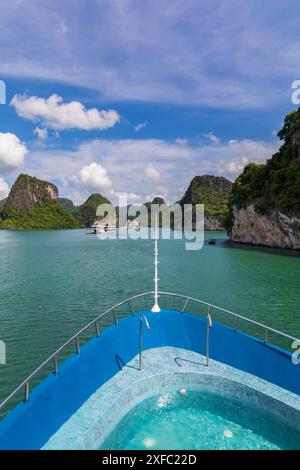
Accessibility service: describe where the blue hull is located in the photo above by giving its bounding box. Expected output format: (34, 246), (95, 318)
(0, 309), (298, 449)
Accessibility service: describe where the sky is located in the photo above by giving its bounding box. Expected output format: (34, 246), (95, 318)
(0, 0), (299, 205)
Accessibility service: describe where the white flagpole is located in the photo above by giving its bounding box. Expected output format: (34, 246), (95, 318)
(151, 213), (161, 313)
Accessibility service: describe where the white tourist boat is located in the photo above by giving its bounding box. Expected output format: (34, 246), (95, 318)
(91, 219), (117, 234)
(127, 219), (140, 230)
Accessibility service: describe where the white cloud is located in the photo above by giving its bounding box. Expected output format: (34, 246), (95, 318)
(203, 132), (220, 144)
(58, 18), (69, 34)
(145, 164), (160, 182)
(221, 158), (249, 176)
(134, 121), (148, 132)
(175, 138), (187, 145)
(76, 162), (112, 193)
(215, 140), (274, 176)
(68, 190), (85, 206)
(0, 1), (296, 109)
(0, 178), (9, 199)
(111, 191), (152, 206)
(0, 132), (28, 172)
(34, 127), (48, 140)
(11, 94), (120, 131)
(25, 137), (279, 205)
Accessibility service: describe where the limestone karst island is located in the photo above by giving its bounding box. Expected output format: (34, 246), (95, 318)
(1, 107), (299, 250)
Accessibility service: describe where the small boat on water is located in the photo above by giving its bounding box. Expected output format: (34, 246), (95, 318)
(208, 239), (216, 245)
(127, 219), (140, 230)
(87, 219), (140, 234)
(91, 219), (117, 234)
(96, 224), (116, 234)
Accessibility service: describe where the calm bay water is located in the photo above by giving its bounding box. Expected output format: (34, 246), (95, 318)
(0, 229), (299, 407)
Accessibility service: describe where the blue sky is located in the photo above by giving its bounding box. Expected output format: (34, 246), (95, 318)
(0, 0), (299, 204)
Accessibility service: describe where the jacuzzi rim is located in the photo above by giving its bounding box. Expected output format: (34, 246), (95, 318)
(43, 346), (300, 450)
(96, 371), (300, 449)
(99, 379), (300, 451)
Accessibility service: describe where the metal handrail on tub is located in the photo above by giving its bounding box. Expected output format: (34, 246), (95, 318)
(0, 291), (298, 414)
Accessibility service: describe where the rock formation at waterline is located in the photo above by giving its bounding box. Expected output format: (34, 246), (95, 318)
(227, 107), (300, 250)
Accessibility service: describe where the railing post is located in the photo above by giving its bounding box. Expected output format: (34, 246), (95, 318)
(95, 321), (100, 337)
(182, 298), (189, 313)
(53, 355), (58, 375)
(24, 382), (29, 402)
(128, 302), (135, 316)
(206, 306), (212, 367)
(113, 309), (118, 325)
(235, 316), (240, 331)
(265, 328), (269, 343)
(75, 337), (80, 354)
(139, 317), (143, 370)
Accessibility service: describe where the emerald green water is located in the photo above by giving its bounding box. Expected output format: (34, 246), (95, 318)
(0, 229), (299, 411)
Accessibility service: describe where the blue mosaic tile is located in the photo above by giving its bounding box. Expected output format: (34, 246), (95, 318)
(43, 347), (300, 450)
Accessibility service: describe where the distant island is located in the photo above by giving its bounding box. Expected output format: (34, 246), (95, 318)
(73, 194), (112, 228)
(0, 173), (232, 231)
(0, 175), (82, 230)
(179, 175), (232, 230)
(1, 105), (299, 249)
(116, 177), (232, 231)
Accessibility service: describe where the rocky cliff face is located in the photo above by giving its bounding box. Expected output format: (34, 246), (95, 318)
(0, 174), (82, 230)
(3, 174), (58, 215)
(227, 107), (300, 249)
(230, 205), (300, 249)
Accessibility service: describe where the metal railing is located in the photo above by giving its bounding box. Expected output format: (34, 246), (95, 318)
(0, 290), (299, 414)
(0, 292), (150, 413)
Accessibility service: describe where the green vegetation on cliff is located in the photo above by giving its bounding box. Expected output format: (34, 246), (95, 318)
(73, 194), (112, 227)
(180, 175), (233, 216)
(0, 203), (83, 230)
(0, 174), (82, 230)
(58, 198), (76, 213)
(229, 108), (300, 217)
